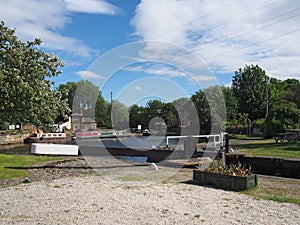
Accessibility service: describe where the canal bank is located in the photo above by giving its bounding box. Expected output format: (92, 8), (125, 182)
(0, 133), (29, 145)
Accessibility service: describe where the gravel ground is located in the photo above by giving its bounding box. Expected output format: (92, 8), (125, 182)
(0, 169), (299, 224)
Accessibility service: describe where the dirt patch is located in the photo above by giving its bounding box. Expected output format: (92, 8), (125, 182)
(0, 157), (95, 188)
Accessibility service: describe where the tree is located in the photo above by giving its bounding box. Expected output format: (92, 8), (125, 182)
(129, 104), (143, 129)
(221, 86), (238, 123)
(191, 85), (227, 134)
(282, 79), (300, 108)
(191, 90), (211, 134)
(111, 100), (129, 130)
(162, 102), (177, 130)
(58, 82), (77, 111)
(59, 80), (111, 128)
(232, 65), (269, 120)
(95, 92), (111, 128)
(263, 77), (300, 137)
(72, 80), (99, 119)
(172, 97), (199, 131)
(264, 102), (300, 137)
(56, 81), (77, 123)
(0, 21), (69, 129)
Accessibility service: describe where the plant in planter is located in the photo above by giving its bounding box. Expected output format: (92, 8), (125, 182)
(193, 161), (258, 191)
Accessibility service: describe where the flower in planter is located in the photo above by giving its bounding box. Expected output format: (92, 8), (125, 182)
(198, 160), (252, 177)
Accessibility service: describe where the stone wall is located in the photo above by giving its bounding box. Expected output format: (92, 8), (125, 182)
(0, 133), (29, 145)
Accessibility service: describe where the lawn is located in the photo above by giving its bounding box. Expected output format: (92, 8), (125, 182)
(242, 176), (300, 205)
(0, 154), (60, 180)
(237, 139), (300, 159)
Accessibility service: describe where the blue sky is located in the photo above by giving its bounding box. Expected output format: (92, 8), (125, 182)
(1, 0), (300, 105)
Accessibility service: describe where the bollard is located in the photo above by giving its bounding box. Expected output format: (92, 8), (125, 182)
(224, 134), (229, 153)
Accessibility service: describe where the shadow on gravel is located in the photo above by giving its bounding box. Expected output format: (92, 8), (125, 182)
(5, 164), (150, 170)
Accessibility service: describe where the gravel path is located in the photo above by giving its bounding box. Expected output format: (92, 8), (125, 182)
(0, 174), (299, 224)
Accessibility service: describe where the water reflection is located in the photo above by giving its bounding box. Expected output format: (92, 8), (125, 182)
(0, 143), (31, 155)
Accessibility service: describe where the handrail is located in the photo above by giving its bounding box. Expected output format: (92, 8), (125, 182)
(166, 132), (227, 150)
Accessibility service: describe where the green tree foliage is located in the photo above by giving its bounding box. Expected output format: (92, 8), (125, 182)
(281, 79), (300, 108)
(191, 86), (227, 134)
(163, 102), (177, 129)
(111, 100), (129, 130)
(128, 99), (188, 132)
(263, 78), (300, 137)
(60, 80), (111, 128)
(172, 97), (199, 135)
(129, 104), (142, 129)
(95, 93), (111, 128)
(0, 21), (69, 129)
(221, 86), (238, 123)
(191, 90), (211, 134)
(58, 82), (77, 111)
(72, 80), (99, 119)
(264, 102), (300, 137)
(232, 65), (269, 120)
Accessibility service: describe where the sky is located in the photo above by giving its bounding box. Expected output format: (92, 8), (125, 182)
(1, 0), (300, 105)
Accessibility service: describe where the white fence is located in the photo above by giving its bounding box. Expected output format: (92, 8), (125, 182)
(166, 132), (227, 150)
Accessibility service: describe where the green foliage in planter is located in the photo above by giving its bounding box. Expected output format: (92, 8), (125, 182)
(199, 161), (252, 177)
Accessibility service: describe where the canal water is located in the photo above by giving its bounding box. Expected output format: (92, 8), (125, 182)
(0, 136), (181, 155)
(0, 143), (31, 155)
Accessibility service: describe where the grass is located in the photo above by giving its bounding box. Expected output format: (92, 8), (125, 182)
(237, 139), (300, 159)
(230, 134), (249, 139)
(232, 138), (300, 204)
(0, 154), (60, 180)
(242, 183), (300, 205)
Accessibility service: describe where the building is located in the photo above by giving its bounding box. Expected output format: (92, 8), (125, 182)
(71, 113), (97, 132)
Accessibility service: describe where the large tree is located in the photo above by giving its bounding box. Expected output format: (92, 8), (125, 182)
(282, 78), (300, 108)
(191, 85), (227, 134)
(95, 92), (111, 128)
(72, 80), (99, 119)
(191, 90), (211, 134)
(263, 77), (300, 137)
(264, 102), (300, 137)
(221, 86), (238, 123)
(58, 82), (77, 111)
(111, 100), (129, 130)
(59, 80), (111, 128)
(232, 64), (269, 120)
(0, 21), (68, 129)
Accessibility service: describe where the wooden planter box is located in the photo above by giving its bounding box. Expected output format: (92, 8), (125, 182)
(193, 170), (258, 191)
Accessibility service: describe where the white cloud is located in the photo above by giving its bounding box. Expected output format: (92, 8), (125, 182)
(124, 62), (215, 87)
(64, 0), (120, 15)
(76, 70), (105, 80)
(124, 63), (187, 78)
(0, 0), (120, 58)
(131, 0), (300, 80)
(135, 86), (141, 91)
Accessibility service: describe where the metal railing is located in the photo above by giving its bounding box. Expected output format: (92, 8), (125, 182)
(166, 132), (227, 150)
